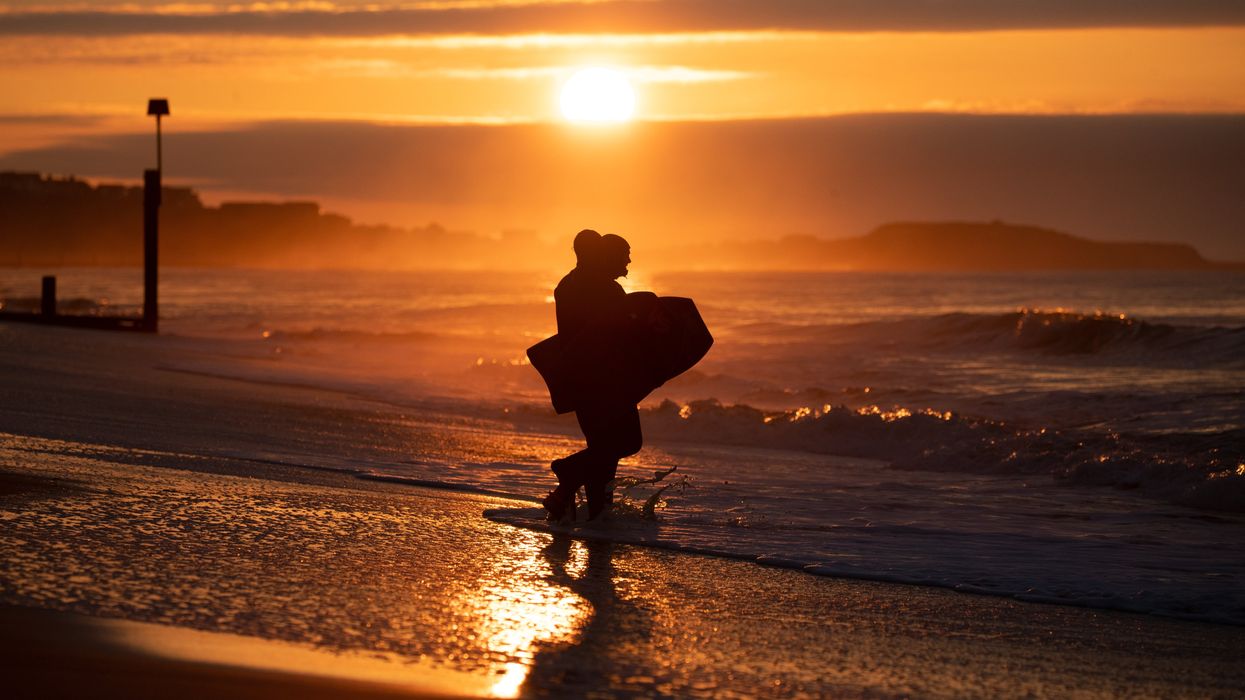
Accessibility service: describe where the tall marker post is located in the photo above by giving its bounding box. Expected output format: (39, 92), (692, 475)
(143, 98), (169, 333)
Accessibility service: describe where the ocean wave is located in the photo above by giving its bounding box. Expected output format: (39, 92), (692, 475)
(0, 295), (138, 316)
(258, 327), (441, 343)
(625, 399), (1245, 513)
(733, 310), (1245, 367)
(925, 309), (1245, 361)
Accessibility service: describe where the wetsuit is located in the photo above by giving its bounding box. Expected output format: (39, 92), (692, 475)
(551, 266), (643, 512)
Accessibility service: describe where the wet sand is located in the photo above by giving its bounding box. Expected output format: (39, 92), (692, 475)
(1, 604), (471, 699)
(2, 322), (1244, 697)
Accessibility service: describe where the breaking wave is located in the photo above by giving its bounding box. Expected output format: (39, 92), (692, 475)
(628, 399), (1245, 512)
(921, 309), (1245, 362)
(735, 309), (1245, 367)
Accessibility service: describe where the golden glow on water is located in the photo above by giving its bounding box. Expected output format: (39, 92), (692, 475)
(618, 270), (654, 295)
(454, 529), (592, 697)
(855, 405), (955, 422)
(688, 401), (958, 426)
(1209, 463), (1245, 480)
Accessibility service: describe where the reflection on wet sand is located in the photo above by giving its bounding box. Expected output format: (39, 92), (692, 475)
(457, 528), (593, 697)
(523, 537), (655, 697)
(460, 528), (651, 698)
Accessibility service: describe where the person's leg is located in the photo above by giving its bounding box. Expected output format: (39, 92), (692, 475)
(581, 403), (642, 519)
(554, 405), (610, 492)
(545, 448), (590, 524)
(547, 402), (642, 521)
(543, 407), (608, 522)
(542, 483), (576, 523)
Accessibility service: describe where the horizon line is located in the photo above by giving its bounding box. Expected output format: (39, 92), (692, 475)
(4, 108), (1245, 133)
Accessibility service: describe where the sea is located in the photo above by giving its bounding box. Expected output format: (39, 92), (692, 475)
(3, 266), (1244, 624)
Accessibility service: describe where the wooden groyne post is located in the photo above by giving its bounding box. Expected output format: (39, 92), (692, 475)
(141, 98), (168, 334)
(41, 276), (56, 317)
(0, 98), (166, 333)
(143, 168), (160, 333)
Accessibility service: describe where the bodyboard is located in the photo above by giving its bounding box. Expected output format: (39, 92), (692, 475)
(525, 334), (578, 414)
(527, 295), (712, 414)
(632, 296), (714, 389)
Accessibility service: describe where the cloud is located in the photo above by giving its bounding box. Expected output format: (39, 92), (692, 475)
(335, 30), (790, 49)
(0, 113), (112, 124)
(629, 66), (750, 83)
(312, 63), (751, 81)
(428, 64), (748, 81)
(4, 0), (1245, 37)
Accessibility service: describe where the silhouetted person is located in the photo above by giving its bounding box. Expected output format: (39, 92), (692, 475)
(543, 230), (644, 522)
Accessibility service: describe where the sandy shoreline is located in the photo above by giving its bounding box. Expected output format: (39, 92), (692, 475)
(2, 322), (1244, 697)
(1, 604), (473, 699)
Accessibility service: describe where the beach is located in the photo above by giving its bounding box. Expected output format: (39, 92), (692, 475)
(2, 320), (1244, 698)
(4, 2), (1244, 693)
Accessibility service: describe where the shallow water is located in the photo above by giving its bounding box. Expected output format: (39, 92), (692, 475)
(3, 266), (1244, 623)
(7, 433), (1243, 698)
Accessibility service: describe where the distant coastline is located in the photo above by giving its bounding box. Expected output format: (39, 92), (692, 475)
(2, 171), (1240, 271)
(682, 222), (1245, 272)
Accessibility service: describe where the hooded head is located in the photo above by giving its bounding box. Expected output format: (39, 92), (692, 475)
(599, 233), (631, 279)
(572, 229), (601, 267)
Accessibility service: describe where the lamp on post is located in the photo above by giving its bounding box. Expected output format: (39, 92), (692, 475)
(143, 98), (169, 333)
(146, 98), (169, 172)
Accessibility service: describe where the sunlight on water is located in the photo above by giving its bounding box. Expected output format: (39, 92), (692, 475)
(453, 530), (592, 697)
(618, 270), (654, 295)
(752, 403), (954, 424)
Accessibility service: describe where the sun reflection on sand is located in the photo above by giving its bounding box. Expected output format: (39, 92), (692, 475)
(455, 528), (592, 697)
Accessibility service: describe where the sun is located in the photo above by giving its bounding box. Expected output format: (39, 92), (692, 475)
(559, 67), (636, 123)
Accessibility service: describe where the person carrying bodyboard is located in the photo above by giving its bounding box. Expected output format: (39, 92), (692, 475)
(527, 229), (712, 523)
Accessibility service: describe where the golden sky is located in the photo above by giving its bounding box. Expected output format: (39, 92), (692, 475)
(2, 1), (1244, 258)
(1, 2), (1244, 127)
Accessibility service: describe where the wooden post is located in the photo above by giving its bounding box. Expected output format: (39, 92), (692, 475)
(143, 168), (160, 333)
(156, 114), (163, 173)
(41, 276), (56, 317)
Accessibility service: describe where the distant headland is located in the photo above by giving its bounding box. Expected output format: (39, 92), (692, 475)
(2, 171), (1240, 271)
(678, 222), (1244, 271)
